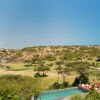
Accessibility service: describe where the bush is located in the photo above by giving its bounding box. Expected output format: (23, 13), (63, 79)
(72, 77), (79, 86)
(45, 55), (56, 61)
(63, 82), (68, 87)
(0, 75), (44, 100)
(79, 73), (89, 84)
(34, 73), (48, 77)
(52, 82), (60, 89)
(0, 88), (19, 100)
(47, 63), (53, 67)
(72, 73), (89, 87)
(84, 88), (100, 100)
(70, 94), (83, 100)
(70, 88), (100, 100)
(51, 82), (69, 89)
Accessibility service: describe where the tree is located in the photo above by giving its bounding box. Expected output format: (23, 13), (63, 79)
(0, 88), (18, 100)
(72, 73), (89, 86)
(79, 73), (89, 84)
(55, 61), (63, 82)
(34, 61), (50, 77)
(76, 62), (90, 74)
(55, 61), (71, 84)
(31, 55), (39, 64)
(72, 77), (79, 86)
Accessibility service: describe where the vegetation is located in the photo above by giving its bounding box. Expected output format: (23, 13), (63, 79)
(0, 75), (44, 100)
(73, 73), (89, 86)
(0, 46), (100, 99)
(34, 61), (50, 77)
(55, 61), (71, 84)
(70, 89), (100, 100)
(50, 81), (69, 89)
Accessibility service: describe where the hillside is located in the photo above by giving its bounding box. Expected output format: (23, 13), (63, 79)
(0, 46), (100, 99)
(1, 46), (100, 63)
(0, 46), (100, 81)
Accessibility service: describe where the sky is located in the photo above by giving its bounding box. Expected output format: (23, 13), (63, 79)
(0, 0), (100, 49)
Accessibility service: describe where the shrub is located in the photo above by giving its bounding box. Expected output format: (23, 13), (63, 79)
(0, 88), (19, 100)
(34, 72), (48, 77)
(63, 82), (68, 88)
(84, 88), (100, 100)
(70, 94), (83, 100)
(47, 63), (53, 67)
(45, 55), (56, 61)
(79, 73), (89, 84)
(70, 88), (100, 100)
(52, 82), (60, 89)
(72, 73), (89, 86)
(0, 75), (44, 100)
(72, 77), (79, 86)
(51, 82), (69, 89)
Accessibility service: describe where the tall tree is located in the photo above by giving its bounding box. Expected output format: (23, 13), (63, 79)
(55, 61), (71, 84)
(55, 61), (63, 82)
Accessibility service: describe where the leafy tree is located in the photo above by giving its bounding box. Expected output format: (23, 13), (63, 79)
(0, 88), (19, 100)
(72, 73), (89, 86)
(55, 61), (64, 82)
(55, 61), (71, 84)
(34, 61), (50, 77)
(0, 75), (44, 100)
(79, 73), (89, 84)
(31, 55), (39, 64)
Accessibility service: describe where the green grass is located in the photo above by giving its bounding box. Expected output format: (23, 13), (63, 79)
(89, 70), (100, 83)
(1, 62), (100, 87)
(5, 62), (33, 71)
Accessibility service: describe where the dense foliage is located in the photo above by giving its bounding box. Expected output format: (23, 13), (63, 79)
(73, 73), (89, 86)
(50, 82), (69, 89)
(0, 75), (44, 100)
(70, 89), (100, 100)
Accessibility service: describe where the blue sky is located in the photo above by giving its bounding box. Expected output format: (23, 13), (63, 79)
(0, 0), (100, 49)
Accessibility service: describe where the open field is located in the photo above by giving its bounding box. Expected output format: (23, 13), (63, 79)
(0, 47), (100, 87)
(0, 46), (100, 88)
(0, 61), (99, 87)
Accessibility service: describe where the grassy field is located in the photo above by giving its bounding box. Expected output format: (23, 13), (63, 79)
(0, 61), (99, 90)
(0, 46), (100, 92)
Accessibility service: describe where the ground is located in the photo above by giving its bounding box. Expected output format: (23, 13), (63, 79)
(0, 62), (100, 90)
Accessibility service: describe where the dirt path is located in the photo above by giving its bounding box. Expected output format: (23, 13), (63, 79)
(0, 69), (58, 77)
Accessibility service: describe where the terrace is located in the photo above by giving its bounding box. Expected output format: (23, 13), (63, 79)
(79, 82), (100, 91)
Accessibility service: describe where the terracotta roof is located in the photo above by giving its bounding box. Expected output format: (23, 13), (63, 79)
(54, 98), (64, 100)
